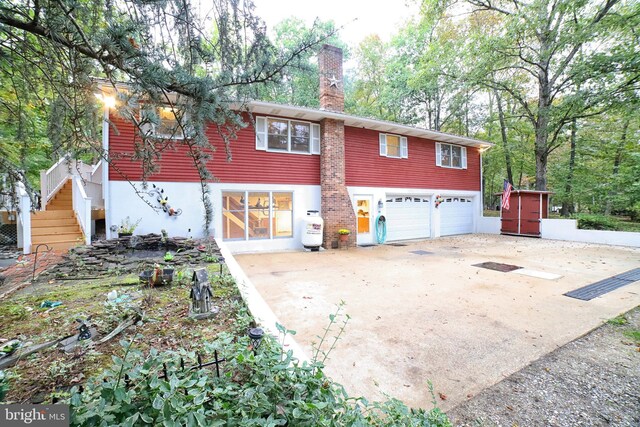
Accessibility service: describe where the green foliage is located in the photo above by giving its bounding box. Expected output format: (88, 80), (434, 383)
(0, 0), (336, 231)
(576, 214), (618, 231)
(623, 330), (640, 343)
(0, 370), (11, 402)
(257, 18), (348, 108)
(629, 202), (640, 222)
(118, 217), (141, 234)
(0, 303), (29, 321)
(607, 315), (628, 326)
(163, 252), (174, 262)
(68, 335), (450, 427)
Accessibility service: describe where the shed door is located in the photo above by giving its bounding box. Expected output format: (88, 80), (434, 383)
(440, 197), (475, 236)
(501, 194), (520, 234)
(520, 194), (541, 235)
(385, 195), (431, 241)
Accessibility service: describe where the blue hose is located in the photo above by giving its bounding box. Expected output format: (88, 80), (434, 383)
(376, 214), (387, 244)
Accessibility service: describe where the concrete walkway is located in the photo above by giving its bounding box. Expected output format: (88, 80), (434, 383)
(235, 234), (640, 411)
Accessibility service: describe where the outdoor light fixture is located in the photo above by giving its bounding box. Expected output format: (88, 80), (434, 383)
(94, 93), (116, 109)
(378, 199), (384, 210)
(218, 256), (225, 275)
(248, 327), (265, 351)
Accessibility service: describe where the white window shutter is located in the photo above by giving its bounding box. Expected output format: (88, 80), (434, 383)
(461, 147), (467, 169)
(379, 133), (387, 157)
(310, 123), (320, 154)
(435, 142), (442, 166)
(400, 137), (408, 158)
(255, 116), (267, 150)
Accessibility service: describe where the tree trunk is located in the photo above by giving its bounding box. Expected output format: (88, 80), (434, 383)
(604, 118), (629, 215)
(560, 118), (577, 216)
(535, 80), (551, 190)
(494, 90), (514, 185)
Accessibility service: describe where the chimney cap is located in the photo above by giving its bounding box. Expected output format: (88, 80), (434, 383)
(320, 44), (343, 54)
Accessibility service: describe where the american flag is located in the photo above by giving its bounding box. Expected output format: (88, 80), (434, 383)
(501, 179), (512, 210)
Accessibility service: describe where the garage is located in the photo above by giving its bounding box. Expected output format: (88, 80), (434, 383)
(439, 197), (474, 236)
(385, 195), (431, 241)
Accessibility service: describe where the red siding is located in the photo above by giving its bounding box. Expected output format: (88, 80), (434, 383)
(344, 126), (481, 191)
(108, 112), (320, 185)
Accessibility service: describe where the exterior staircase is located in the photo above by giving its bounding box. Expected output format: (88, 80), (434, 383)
(31, 180), (84, 251)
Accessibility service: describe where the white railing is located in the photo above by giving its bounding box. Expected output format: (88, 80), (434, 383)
(90, 160), (103, 184)
(84, 181), (104, 208)
(16, 182), (32, 254)
(40, 155), (72, 208)
(77, 161), (94, 182)
(40, 156), (104, 210)
(72, 176), (92, 245)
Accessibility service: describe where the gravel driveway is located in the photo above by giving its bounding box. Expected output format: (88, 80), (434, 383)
(449, 306), (640, 426)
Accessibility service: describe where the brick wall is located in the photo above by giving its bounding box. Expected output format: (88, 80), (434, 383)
(318, 45), (356, 248)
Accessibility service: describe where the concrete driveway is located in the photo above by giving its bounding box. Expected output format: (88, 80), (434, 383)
(235, 234), (640, 411)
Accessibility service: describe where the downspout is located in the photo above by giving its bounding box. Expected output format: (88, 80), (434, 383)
(102, 104), (112, 239)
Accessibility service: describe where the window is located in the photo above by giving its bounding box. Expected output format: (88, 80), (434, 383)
(256, 117), (320, 154)
(436, 142), (467, 169)
(222, 191), (293, 240)
(379, 134), (408, 158)
(141, 106), (189, 139)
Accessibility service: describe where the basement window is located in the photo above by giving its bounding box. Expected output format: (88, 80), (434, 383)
(436, 142), (467, 169)
(222, 191), (293, 241)
(255, 116), (320, 155)
(379, 134), (408, 158)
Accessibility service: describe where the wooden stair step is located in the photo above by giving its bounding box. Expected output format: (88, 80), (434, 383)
(32, 233), (84, 244)
(31, 210), (74, 219)
(46, 203), (72, 209)
(32, 218), (78, 227)
(32, 225), (80, 236)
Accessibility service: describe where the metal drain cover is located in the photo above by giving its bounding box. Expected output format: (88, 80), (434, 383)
(564, 269), (640, 301)
(410, 250), (433, 255)
(473, 262), (522, 272)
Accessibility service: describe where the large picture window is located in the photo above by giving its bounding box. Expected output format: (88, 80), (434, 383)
(436, 142), (467, 169)
(222, 191), (293, 240)
(256, 116), (320, 155)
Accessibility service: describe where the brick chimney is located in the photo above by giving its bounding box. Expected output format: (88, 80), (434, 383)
(318, 45), (356, 248)
(318, 45), (344, 112)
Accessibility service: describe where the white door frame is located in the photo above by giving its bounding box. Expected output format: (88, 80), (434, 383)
(354, 195), (374, 245)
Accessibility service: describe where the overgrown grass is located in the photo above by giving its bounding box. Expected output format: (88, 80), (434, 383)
(623, 330), (640, 343)
(607, 315), (628, 326)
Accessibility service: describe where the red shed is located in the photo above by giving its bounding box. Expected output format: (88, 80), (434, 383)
(500, 190), (552, 237)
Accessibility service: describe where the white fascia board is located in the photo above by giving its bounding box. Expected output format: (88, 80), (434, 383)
(247, 101), (494, 150)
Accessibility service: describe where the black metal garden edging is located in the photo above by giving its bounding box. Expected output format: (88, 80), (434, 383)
(31, 243), (51, 282)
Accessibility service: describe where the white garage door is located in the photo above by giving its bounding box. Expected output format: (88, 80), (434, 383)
(440, 197), (474, 236)
(385, 195), (431, 241)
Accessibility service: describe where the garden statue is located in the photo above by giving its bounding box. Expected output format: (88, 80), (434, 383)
(189, 268), (218, 319)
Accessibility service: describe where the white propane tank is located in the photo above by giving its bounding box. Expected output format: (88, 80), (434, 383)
(301, 210), (323, 249)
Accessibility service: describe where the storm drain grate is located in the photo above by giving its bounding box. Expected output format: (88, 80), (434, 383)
(564, 268), (640, 301)
(473, 262), (522, 273)
(358, 244), (376, 248)
(613, 268), (640, 282)
(389, 243), (408, 247)
(410, 250), (433, 255)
